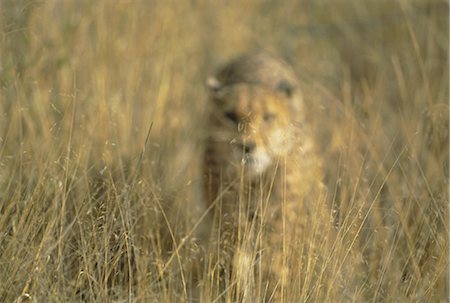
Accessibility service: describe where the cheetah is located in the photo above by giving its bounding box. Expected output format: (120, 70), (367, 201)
(201, 52), (329, 301)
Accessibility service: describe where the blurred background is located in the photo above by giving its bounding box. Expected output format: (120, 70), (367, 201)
(0, 0), (448, 301)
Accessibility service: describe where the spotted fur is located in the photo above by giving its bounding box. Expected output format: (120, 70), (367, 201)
(202, 52), (326, 301)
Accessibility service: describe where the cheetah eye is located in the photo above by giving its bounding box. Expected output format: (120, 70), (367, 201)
(263, 113), (276, 123)
(225, 111), (239, 123)
(276, 80), (294, 97)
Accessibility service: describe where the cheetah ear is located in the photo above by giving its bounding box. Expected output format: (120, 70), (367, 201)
(206, 76), (223, 92)
(276, 80), (295, 98)
(206, 76), (229, 104)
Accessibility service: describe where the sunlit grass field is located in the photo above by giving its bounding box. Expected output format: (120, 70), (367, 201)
(0, 0), (448, 302)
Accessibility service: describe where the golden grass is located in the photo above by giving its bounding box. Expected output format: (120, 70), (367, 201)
(0, 0), (448, 302)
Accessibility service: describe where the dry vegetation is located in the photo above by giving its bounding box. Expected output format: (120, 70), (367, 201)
(0, 0), (448, 302)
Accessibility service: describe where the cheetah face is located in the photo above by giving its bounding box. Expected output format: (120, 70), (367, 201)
(209, 84), (298, 178)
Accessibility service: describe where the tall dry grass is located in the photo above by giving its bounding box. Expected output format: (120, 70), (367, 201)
(0, 0), (448, 302)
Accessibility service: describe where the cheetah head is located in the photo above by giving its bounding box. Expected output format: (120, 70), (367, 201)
(207, 81), (302, 179)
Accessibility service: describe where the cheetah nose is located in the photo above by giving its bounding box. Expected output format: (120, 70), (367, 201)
(239, 141), (256, 154)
